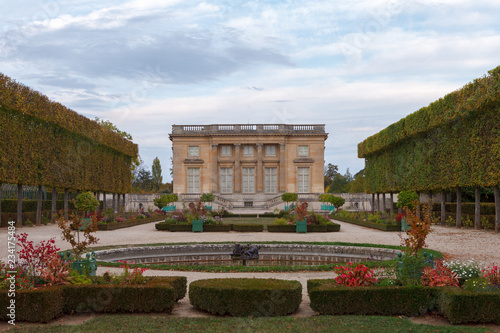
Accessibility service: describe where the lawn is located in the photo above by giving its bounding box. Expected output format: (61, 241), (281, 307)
(8, 315), (494, 332)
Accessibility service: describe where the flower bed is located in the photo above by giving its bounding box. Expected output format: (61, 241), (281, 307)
(189, 278), (302, 317)
(0, 276), (186, 323)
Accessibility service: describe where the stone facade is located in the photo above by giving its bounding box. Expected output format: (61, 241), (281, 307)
(169, 124), (328, 209)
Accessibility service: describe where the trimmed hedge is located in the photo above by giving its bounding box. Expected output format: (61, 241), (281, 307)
(308, 281), (438, 316)
(204, 225), (232, 232)
(98, 216), (164, 230)
(308, 280), (500, 324)
(327, 224), (341, 232)
(431, 202), (496, 215)
(440, 289), (500, 324)
(331, 216), (401, 231)
(168, 224), (192, 232)
(0, 199), (78, 212)
(267, 225), (297, 233)
(189, 278), (302, 316)
(0, 285), (63, 323)
(232, 224), (264, 232)
(0, 276), (186, 322)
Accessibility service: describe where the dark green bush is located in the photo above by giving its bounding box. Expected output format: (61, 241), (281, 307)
(0, 286), (64, 322)
(307, 225), (327, 232)
(189, 278), (302, 316)
(168, 224), (193, 232)
(156, 222), (171, 231)
(327, 223), (341, 232)
(203, 225), (232, 232)
(330, 215), (400, 231)
(232, 224), (264, 232)
(0, 199), (78, 213)
(440, 288), (500, 324)
(308, 281), (438, 316)
(432, 202), (496, 215)
(267, 225), (296, 232)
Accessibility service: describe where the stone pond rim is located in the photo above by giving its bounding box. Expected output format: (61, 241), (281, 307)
(93, 243), (400, 267)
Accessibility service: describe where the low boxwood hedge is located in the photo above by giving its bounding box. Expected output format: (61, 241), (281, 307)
(98, 217), (164, 230)
(440, 288), (500, 324)
(0, 276), (186, 323)
(204, 225), (232, 232)
(267, 225), (296, 232)
(331, 216), (401, 231)
(308, 280), (438, 316)
(168, 224), (193, 232)
(189, 278), (302, 316)
(267, 224), (340, 232)
(327, 224), (341, 232)
(232, 224), (264, 232)
(0, 285), (64, 323)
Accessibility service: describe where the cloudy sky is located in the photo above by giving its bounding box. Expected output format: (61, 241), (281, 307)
(1, 0), (499, 181)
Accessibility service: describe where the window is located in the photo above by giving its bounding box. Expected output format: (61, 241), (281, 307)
(298, 145), (309, 157)
(265, 167), (277, 193)
(265, 145), (276, 156)
(297, 167), (309, 193)
(242, 167), (255, 193)
(188, 146), (199, 157)
(187, 167), (200, 193)
(243, 145), (254, 156)
(220, 168), (233, 193)
(221, 145), (231, 156)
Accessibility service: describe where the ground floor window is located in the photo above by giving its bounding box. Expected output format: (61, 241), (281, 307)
(297, 167), (309, 193)
(220, 167), (233, 193)
(187, 167), (200, 193)
(265, 167), (277, 193)
(242, 167), (255, 193)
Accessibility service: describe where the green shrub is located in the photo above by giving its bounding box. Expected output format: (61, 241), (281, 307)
(441, 288), (500, 324)
(168, 224), (192, 232)
(146, 277), (187, 302)
(396, 191), (419, 210)
(308, 281), (438, 316)
(203, 225), (232, 232)
(281, 193), (298, 203)
(267, 225), (296, 232)
(327, 223), (341, 232)
(1, 286), (64, 322)
(189, 278), (302, 316)
(232, 224), (264, 232)
(273, 217), (289, 225)
(396, 251), (434, 285)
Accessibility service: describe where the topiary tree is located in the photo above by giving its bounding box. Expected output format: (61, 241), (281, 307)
(318, 193), (331, 203)
(396, 190), (419, 210)
(154, 193), (178, 209)
(329, 195), (345, 209)
(281, 192), (298, 203)
(200, 193), (215, 203)
(73, 192), (99, 218)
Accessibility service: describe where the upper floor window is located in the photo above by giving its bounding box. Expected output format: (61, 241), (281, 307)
(188, 146), (199, 157)
(243, 145), (254, 156)
(265, 145), (276, 156)
(298, 145), (309, 157)
(221, 145), (232, 157)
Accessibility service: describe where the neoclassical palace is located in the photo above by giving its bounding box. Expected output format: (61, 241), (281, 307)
(169, 124), (328, 209)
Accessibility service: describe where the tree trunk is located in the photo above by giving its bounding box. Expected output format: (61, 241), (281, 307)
(389, 193), (394, 215)
(112, 193), (116, 214)
(52, 188), (57, 223)
(17, 184), (23, 227)
(441, 189), (446, 226)
(0, 183), (2, 226)
(494, 185), (500, 232)
(96, 191), (101, 212)
(64, 188), (69, 220)
(456, 187), (462, 228)
(371, 194), (375, 212)
(103, 191), (107, 211)
(123, 194), (126, 214)
(382, 193), (386, 213)
(36, 185), (42, 226)
(475, 186), (481, 230)
(117, 194), (121, 214)
(416, 191), (421, 218)
(376, 193), (380, 212)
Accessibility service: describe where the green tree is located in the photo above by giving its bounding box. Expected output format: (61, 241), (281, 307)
(152, 157), (163, 191)
(94, 117), (133, 140)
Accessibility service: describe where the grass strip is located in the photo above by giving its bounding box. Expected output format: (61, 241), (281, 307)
(8, 315), (492, 332)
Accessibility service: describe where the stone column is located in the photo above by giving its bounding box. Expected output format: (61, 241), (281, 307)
(279, 143), (286, 192)
(211, 144), (219, 193)
(234, 144), (241, 193)
(256, 143), (263, 193)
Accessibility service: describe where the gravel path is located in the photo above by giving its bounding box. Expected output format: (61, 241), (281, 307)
(1, 219), (499, 329)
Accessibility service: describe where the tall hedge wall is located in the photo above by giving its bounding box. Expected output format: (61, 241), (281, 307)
(0, 74), (138, 193)
(358, 66), (500, 193)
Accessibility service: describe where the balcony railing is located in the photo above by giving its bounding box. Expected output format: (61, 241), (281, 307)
(172, 124), (326, 135)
